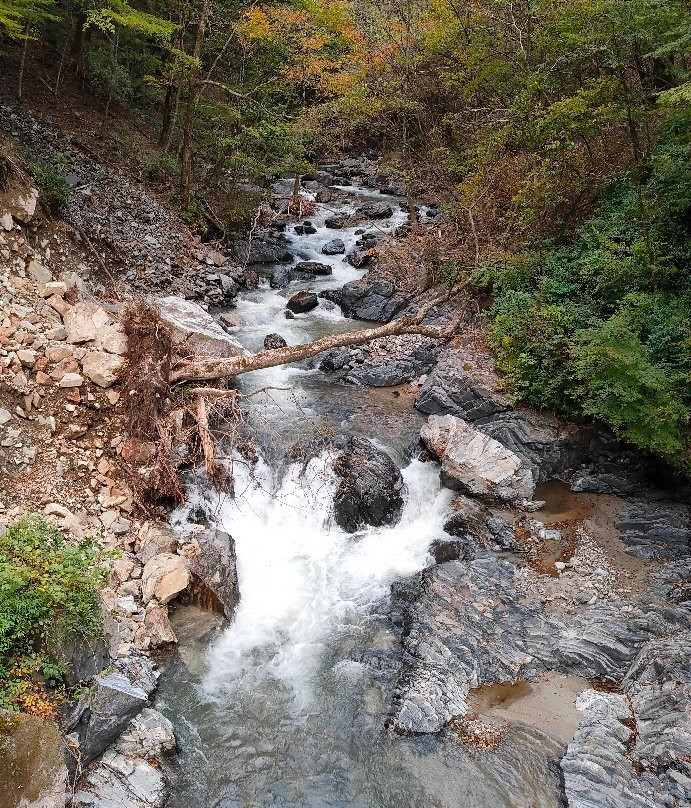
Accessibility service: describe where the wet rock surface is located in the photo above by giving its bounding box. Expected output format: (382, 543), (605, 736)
(320, 278), (408, 322)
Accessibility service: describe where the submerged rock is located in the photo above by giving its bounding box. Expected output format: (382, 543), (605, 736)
(421, 414), (535, 503)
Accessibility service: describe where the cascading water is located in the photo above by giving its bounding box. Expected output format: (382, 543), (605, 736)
(155, 182), (567, 808)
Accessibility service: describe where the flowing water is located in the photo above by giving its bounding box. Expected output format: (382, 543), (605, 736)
(155, 183), (567, 807)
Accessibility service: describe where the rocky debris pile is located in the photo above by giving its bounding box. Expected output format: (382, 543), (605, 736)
(617, 497), (691, 559)
(307, 334), (441, 387)
(0, 105), (235, 298)
(421, 414), (535, 503)
(319, 278), (409, 322)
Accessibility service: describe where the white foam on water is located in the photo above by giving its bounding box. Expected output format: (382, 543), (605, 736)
(193, 455), (450, 709)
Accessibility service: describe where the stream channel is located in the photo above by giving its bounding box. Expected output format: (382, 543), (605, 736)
(154, 181), (568, 808)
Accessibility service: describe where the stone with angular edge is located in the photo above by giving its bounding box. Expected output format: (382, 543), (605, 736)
(81, 351), (125, 388)
(157, 296), (249, 359)
(141, 553), (190, 605)
(421, 414), (534, 502)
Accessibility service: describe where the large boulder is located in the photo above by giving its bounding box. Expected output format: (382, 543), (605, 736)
(357, 202), (393, 219)
(156, 296), (248, 359)
(141, 553), (190, 605)
(73, 673), (149, 765)
(415, 348), (511, 421)
(270, 265), (293, 288)
(294, 261), (332, 276)
(319, 279), (408, 322)
(421, 414), (535, 503)
(115, 708), (176, 759)
(182, 528), (239, 619)
(1, 182), (39, 224)
(292, 435), (403, 533)
(0, 712), (69, 808)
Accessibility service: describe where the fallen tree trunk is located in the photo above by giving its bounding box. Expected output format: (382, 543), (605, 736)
(170, 283), (467, 383)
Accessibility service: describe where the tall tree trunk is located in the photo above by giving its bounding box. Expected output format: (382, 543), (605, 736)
(70, 12), (87, 62)
(17, 24), (30, 103)
(180, 0), (209, 207)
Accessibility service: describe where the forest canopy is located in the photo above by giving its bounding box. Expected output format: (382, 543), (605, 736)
(1, 0), (690, 468)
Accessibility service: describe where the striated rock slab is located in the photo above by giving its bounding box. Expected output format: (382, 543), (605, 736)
(421, 414), (535, 503)
(74, 749), (165, 808)
(415, 348), (511, 421)
(319, 279), (408, 322)
(561, 685), (690, 808)
(555, 602), (690, 682)
(389, 557), (561, 733)
(617, 498), (691, 559)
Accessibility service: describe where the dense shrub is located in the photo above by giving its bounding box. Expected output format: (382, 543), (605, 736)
(481, 110), (691, 469)
(0, 516), (108, 710)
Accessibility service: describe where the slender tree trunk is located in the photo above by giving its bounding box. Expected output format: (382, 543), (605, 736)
(54, 36), (69, 97)
(292, 172), (301, 204)
(70, 12), (87, 62)
(18, 24), (30, 103)
(180, 0), (209, 207)
(159, 81), (176, 148)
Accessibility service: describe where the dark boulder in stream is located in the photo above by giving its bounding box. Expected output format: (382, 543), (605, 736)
(321, 238), (346, 255)
(287, 291), (319, 313)
(294, 260), (332, 276)
(331, 435), (405, 532)
(319, 278), (408, 321)
(264, 333), (288, 350)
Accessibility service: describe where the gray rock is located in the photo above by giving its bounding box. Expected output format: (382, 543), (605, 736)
(183, 528), (239, 619)
(421, 414), (535, 503)
(270, 266), (293, 288)
(555, 602), (690, 682)
(76, 673), (149, 765)
(330, 435), (404, 532)
(230, 239), (292, 264)
(414, 348), (510, 421)
(115, 708), (176, 759)
(319, 279), (408, 322)
(157, 296), (248, 359)
(293, 261), (332, 276)
(263, 333), (288, 350)
(321, 238), (346, 255)
(617, 498), (691, 559)
(389, 557), (561, 733)
(74, 749), (165, 808)
(357, 202), (393, 219)
(324, 214), (349, 229)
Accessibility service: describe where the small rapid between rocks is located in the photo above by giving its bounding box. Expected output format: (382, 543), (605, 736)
(154, 182), (568, 808)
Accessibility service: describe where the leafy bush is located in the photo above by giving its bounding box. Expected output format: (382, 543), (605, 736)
(0, 516), (108, 710)
(24, 157), (70, 212)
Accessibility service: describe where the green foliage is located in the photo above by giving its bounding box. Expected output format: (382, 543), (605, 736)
(483, 114), (691, 466)
(0, 515), (108, 708)
(24, 156), (70, 212)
